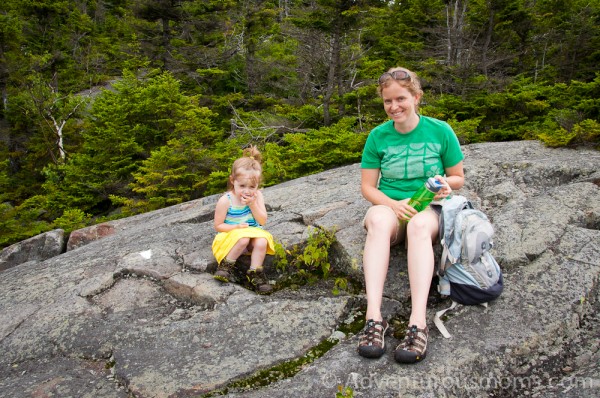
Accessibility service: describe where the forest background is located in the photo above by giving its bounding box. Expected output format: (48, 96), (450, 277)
(0, 0), (599, 249)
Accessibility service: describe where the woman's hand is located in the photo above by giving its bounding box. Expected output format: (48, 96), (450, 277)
(433, 175), (452, 200)
(391, 198), (416, 221)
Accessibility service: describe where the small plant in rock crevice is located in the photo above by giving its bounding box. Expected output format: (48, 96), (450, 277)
(274, 226), (349, 292)
(336, 385), (354, 397)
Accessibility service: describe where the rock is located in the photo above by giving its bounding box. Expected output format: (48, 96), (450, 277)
(0, 228), (65, 271)
(1, 140), (599, 397)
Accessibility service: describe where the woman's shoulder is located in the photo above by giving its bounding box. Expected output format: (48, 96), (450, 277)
(419, 115), (452, 129)
(371, 119), (394, 133)
(368, 120), (395, 140)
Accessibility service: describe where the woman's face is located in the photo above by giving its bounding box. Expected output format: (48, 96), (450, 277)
(381, 81), (420, 126)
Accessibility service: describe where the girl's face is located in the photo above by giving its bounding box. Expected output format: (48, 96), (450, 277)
(381, 81), (420, 126)
(231, 173), (259, 199)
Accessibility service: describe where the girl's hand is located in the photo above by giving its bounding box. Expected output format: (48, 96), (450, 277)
(392, 198), (416, 221)
(434, 175), (452, 200)
(237, 222), (249, 229)
(240, 192), (257, 206)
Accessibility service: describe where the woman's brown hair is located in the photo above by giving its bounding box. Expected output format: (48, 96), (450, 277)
(377, 67), (424, 101)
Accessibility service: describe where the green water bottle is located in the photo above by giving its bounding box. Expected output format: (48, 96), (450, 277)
(407, 177), (443, 212)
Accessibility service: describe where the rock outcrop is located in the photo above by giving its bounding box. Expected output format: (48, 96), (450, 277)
(1, 141), (599, 397)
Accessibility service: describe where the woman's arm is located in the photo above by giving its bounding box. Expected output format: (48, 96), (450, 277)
(444, 161), (465, 190)
(361, 168), (417, 220)
(434, 161), (465, 200)
(361, 168), (392, 207)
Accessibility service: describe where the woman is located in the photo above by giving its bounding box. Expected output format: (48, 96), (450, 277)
(357, 67), (465, 363)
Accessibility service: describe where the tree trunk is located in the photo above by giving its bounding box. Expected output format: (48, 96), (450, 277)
(323, 23), (341, 126)
(481, 7), (495, 77)
(446, 0), (469, 66)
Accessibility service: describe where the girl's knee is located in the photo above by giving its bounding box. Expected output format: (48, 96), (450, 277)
(236, 237), (251, 247)
(253, 237), (268, 249)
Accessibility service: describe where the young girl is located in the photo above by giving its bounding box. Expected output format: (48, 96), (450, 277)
(211, 146), (275, 294)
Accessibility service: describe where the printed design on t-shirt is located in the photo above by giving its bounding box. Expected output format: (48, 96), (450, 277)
(380, 142), (442, 180)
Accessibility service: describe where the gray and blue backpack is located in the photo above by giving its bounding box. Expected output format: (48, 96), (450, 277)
(434, 195), (503, 338)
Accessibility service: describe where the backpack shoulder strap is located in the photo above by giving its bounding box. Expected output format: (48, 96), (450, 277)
(438, 195), (472, 242)
(438, 195), (472, 273)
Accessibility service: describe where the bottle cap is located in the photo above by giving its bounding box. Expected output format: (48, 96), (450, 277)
(425, 177), (443, 192)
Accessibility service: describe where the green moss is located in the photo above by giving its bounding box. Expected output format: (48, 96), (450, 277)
(200, 306), (366, 397)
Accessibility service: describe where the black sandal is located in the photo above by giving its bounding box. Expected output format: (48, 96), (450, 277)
(394, 324), (428, 364)
(357, 319), (389, 359)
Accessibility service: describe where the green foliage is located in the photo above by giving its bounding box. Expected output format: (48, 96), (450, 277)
(53, 208), (91, 234)
(446, 117), (486, 144)
(573, 119), (600, 148)
(127, 138), (216, 212)
(274, 226), (337, 289)
(263, 117), (366, 184)
(332, 277), (349, 296)
(40, 70), (217, 215)
(336, 385), (354, 398)
(539, 117), (600, 148)
(1, 0), (600, 249)
(125, 103), (221, 212)
(0, 157), (10, 204)
(0, 197), (52, 247)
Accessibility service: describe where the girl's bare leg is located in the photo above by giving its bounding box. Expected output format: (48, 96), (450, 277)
(225, 237), (250, 261)
(249, 238), (268, 269)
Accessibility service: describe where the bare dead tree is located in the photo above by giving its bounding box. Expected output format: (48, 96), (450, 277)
(228, 102), (310, 146)
(25, 75), (88, 163)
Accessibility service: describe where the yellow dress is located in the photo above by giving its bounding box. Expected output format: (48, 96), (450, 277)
(211, 194), (275, 264)
(212, 227), (275, 264)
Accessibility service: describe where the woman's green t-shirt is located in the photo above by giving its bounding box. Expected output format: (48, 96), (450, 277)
(361, 116), (464, 200)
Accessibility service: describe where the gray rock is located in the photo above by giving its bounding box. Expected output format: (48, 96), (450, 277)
(1, 140), (599, 398)
(0, 228), (65, 271)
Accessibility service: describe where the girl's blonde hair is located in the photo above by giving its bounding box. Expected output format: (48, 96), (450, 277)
(377, 67), (424, 102)
(228, 146), (263, 190)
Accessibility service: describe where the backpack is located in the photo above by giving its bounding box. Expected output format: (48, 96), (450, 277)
(433, 195), (503, 338)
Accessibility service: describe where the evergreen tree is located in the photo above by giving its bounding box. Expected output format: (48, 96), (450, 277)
(44, 70), (213, 214)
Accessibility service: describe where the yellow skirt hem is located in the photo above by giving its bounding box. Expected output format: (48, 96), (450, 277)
(212, 227), (276, 264)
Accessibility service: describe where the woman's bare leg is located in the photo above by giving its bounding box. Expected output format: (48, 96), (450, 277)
(405, 209), (439, 328)
(363, 206), (400, 322)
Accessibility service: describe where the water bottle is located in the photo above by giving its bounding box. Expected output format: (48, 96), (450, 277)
(407, 177), (443, 212)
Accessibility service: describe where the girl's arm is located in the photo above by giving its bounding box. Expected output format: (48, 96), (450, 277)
(214, 195), (248, 232)
(244, 190), (268, 226)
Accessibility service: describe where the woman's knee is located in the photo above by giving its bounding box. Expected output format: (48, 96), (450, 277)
(407, 212), (438, 240)
(364, 207), (396, 233)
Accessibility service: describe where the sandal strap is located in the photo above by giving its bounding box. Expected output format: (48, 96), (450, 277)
(398, 325), (428, 354)
(358, 319), (388, 347)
